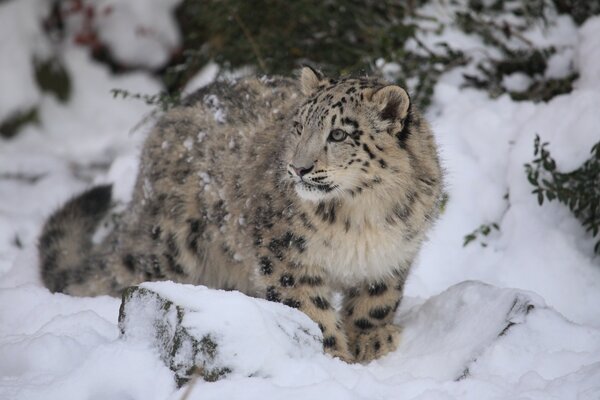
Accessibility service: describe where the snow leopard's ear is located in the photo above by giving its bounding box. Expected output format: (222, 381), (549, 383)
(300, 66), (324, 96)
(369, 85), (411, 122)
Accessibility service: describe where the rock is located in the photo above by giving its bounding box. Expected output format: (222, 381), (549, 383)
(117, 282), (322, 386)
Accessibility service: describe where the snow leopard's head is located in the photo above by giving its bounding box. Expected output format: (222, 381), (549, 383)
(285, 67), (415, 203)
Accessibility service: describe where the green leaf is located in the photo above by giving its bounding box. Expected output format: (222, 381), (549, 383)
(463, 234), (476, 247)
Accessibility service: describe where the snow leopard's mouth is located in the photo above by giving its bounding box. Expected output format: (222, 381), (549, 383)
(293, 180), (338, 202)
(297, 180), (336, 193)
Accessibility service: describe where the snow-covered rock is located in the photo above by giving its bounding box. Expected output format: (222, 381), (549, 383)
(118, 282), (322, 386)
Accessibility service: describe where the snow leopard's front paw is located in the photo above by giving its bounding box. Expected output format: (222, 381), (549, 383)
(324, 345), (354, 363)
(349, 324), (401, 363)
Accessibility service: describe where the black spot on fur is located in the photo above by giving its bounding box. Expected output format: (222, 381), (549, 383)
(147, 194), (166, 217)
(266, 286), (281, 302)
(362, 143), (376, 159)
(292, 234), (306, 252)
(315, 201), (336, 224)
(341, 117), (359, 128)
(392, 203), (412, 222)
(123, 254), (136, 272)
(162, 250), (184, 276)
(311, 296), (330, 310)
(253, 227), (263, 246)
(210, 200), (227, 225)
(151, 225), (162, 240)
(369, 306), (392, 320)
(354, 318), (374, 330)
(283, 298), (301, 308)
(259, 256), (273, 275)
(323, 336), (337, 349)
(166, 233), (180, 258)
(268, 238), (286, 261)
(418, 176), (437, 187)
(387, 334), (393, 343)
(168, 261), (185, 275)
(188, 218), (202, 233)
(280, 273), (295, 287)
(299, 275), (323, 286)
(148, 254), (167, 276)
(379, 159), (387, 169)
(374, 341), (381, 351)
(298, 212), (316, 231)
(368, 282), (388, 296)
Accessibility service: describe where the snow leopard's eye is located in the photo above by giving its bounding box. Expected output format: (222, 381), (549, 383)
(293, 122), (302, 136)
(328, 129), (347, 142)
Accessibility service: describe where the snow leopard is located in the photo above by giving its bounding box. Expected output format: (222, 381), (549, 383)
(39, 67), (443, 363)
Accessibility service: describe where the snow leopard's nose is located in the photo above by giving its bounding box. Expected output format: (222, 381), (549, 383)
(288, 163), (314, 177)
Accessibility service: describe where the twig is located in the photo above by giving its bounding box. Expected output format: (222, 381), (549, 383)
(232, 12), (267, 73)
(0, 172), (47, 184)
(179, 367), (203, 400)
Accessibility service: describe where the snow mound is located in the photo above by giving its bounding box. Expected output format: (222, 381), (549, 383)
(1, 281), (599, 399)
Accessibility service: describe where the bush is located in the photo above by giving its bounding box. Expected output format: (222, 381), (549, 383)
(458, 1), (579, 102)
(525, 135), (600, 254)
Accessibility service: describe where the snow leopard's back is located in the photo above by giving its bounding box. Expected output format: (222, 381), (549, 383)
(40, 76), (302, 296)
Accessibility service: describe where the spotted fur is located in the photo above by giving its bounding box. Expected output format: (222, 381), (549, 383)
(39, 68), (443, 363)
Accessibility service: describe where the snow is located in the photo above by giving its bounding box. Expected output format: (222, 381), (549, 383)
(63, 0), (182, 69)
(0, 0), (47, 122)
(1, 1), (600, 398)
(184, 62), (220, 94)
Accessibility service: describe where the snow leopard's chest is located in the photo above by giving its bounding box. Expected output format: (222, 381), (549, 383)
(301, 222), (421, 286)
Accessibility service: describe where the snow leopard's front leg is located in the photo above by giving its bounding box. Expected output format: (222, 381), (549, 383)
(342, 269), (409, 363)
(257, 254), (353, 362)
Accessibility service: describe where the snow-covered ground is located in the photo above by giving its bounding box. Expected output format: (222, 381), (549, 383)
(1, 1), (600, 399)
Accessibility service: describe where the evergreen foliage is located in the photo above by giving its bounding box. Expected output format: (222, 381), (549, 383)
(525, 135), (600, 254)
(459, 1), (579, 102)
(463, 223), (500, 247)
(169, 0), (415, 86)
(0, 108), (39, 139)
(552, 0), (600, 25)
(34, 56), (71, 103)
(166, 0), (461, 110)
